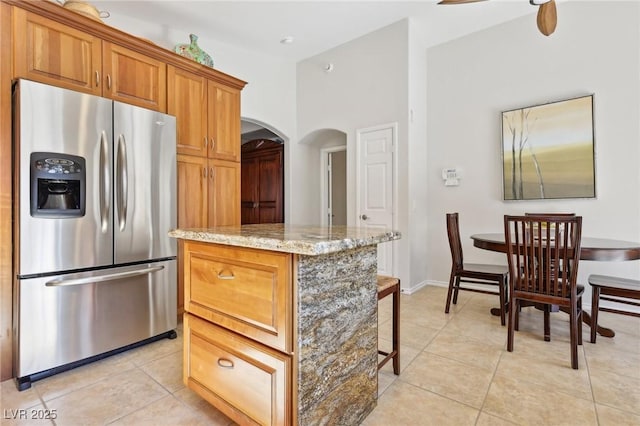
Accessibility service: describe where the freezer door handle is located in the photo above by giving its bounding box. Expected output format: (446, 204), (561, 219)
(45, 266), (165, 287)
(116, 134), (128, 231)
(99, 130), (110, 232)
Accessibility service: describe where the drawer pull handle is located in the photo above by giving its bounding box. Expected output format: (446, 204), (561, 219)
(217, 358), (234, 369)
(217, 270), (235, 280)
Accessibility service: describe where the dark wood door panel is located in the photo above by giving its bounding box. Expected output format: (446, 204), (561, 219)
(241, 140), (284, 224)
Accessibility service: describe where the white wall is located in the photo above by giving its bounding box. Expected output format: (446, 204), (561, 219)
(297, 20), (411, 287)
(408, 20), (429, 290)
(426, 2), (640, 302)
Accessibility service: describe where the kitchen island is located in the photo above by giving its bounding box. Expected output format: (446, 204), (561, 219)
(169, 224), (401, 426)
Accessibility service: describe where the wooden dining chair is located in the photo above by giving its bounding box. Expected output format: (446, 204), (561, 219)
(504, 214), (584, 369)
(445, 213), (509, 325)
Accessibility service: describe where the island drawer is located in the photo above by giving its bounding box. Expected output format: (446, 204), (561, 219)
(182, 241), (293, 352)
(184, 314), (292, 426)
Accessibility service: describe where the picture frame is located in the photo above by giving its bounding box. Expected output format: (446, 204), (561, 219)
(501, 94), (595, 201)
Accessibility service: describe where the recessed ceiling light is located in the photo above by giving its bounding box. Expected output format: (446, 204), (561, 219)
(280, 36), (294, 45)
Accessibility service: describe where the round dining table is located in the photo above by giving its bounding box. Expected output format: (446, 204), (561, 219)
(470, 233), (640, 338)
(472, 233), (640, 262)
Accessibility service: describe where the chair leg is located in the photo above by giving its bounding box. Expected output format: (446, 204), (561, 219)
(444, 272), (456, 313)
(498, 278), (506, 326)
(392, 281), (400, 375)
(578, 297), (583, 346)
(544, 305), (551, 342)
(452, 276), (461, 305)
(590, 286), (600, 343)
(507, 298), (517, 352)
(515, 299), (520, 331)
(570, 300), (579, 369)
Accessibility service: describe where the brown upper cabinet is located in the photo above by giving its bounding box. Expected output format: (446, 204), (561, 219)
(13, 8), (167, 112)
(101, 42), (166, 111)
(169, 65), (241, 161)
(208, 82), (240, 161)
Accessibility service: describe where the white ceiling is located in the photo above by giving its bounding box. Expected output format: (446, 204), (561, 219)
(91, 0), (551, 62)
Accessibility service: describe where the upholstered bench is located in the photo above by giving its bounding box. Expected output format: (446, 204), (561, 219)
(588, 274), (640, 343)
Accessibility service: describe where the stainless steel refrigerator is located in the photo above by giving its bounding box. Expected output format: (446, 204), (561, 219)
(13, 79), (177, 390)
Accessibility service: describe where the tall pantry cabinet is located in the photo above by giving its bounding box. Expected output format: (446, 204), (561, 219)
(169, 66), (242, 230)
(168, 67), (243, 315)
(0, 0), (246, 380)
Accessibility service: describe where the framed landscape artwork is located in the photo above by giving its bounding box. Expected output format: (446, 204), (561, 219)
(502, 95), (595, 201)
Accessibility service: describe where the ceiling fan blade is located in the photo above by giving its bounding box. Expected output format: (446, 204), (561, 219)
(536, 0), (557, 36)
(437, 0), (489, 4)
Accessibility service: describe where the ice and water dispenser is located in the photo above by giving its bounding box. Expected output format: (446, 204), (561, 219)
(30, 152), (86, 217)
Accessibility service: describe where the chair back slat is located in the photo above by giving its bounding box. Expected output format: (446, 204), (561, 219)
(446, 213), (464, 271)
(504, 215), (582, 300)
(524, 212), (576, 217)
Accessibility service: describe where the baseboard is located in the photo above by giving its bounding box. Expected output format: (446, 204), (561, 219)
(401, 280), (447, 294)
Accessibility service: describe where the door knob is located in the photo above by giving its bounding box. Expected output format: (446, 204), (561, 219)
(360, 214), (368, 220)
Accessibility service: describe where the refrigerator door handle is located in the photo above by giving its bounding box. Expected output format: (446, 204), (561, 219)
(99, 130), (110, 232)
(116, 134), (128, 231)
(45, 265), (165, 287)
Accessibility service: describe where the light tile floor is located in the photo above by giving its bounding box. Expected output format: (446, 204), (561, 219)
(2, 285), (639, 425)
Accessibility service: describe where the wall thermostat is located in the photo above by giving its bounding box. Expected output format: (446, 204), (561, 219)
(442, 168), (460, 186)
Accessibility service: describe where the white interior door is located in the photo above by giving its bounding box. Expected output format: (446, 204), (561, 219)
(320, 146), (347, 226)
(356, 124), (395, 276)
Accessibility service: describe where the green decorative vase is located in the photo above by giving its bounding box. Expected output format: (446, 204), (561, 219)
(173, 34), (214, 68)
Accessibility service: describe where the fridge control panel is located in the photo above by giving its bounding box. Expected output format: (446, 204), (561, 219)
(34, 157), (83, 175)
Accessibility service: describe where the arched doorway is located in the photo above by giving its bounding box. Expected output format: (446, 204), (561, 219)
(299, 129), (347, 226)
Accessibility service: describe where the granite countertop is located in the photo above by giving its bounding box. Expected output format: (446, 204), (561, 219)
(168, 224), (401, 255)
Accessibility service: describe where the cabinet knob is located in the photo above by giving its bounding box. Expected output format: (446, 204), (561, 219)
(95, 71), (100, 87)
(203, 167), (207, 178)
(210, 168), (214, 180)
(210, 137), (215, 150)
(106, 74), (112, 90)
(203, 137), (207, 149)
(217, 358), (234, 369)
(217, 270), (235, 280)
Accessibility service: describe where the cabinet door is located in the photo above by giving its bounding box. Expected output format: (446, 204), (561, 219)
(241, 157), (259, 224)
(184, 314), (292, 426)
(13, 8), (102, 94)
(208, 159), (240, 226)
(177, 154), (208, 229)
(102, 42), (166, 112)
(183, 241), (293, 352)
(168, 66), (208, 157)
(208, 82), (240, 161)
(257, 151), (284, 223)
